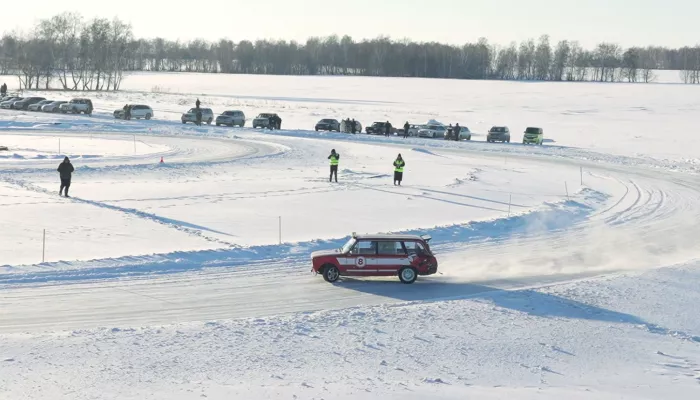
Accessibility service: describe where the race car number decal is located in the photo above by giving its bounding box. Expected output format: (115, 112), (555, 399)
(356, 257), (366, 268)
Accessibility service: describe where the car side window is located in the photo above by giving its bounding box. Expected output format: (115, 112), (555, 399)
(353, 241), (376, 255)
(377, 241), (406, 255)
(405, 241), (425, 255)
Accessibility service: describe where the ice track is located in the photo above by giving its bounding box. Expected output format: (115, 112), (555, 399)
(1, 127), (700, 333)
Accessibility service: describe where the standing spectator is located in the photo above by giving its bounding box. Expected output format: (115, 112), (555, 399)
(453, 123), (461, 141)
(351, 119), (357, 134)
(275, 115), (282, 129)
(384, 121), (392, 137)
(328, 149), (340, 183)
(196, 108), (202, 126)
(403, 121), (410, 139)
(195, 98), (201, 109)
(0, 83), (6, 96)
(57, 157), (74, 197)
(393, 154), (405, 186)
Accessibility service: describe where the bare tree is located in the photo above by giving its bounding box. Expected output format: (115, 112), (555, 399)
(533, 35), (552, 80)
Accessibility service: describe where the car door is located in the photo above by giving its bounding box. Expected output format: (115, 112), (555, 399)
(374, 241), (409, 275)
(345, 240), (377, 275)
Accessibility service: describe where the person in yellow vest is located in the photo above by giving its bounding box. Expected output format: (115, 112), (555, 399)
(328, 149), (340, 183)
(393, 154), (405, 186)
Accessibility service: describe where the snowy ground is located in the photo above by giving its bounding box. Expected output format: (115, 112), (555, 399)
(1, 74), (700, 399)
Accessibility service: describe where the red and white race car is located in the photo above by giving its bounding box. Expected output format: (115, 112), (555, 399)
(311, 233), (438, 284)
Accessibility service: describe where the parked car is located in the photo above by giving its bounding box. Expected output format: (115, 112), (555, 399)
(215, 110), (246, 127)
(418, 124), (447, 139)
(1, 97), (23, 109)
(252, 113), (279, 129)
(114, 105), (154, 120)
(522, 127), (544, 145)
(27, 100), (53, 111)
(42, 101), (68, 113)
(311, 233), (438, 284)
(13, 97), (46, 110)
(60, 98), (93, 115)
(445, 126), (472, 141)
(315, 118), (340, 132)
(487, 126), (511, 143)
(340, 119), (363, 133)
(405, 124), (424, 137)
(458, 126), (472, 140)
(181, 108), (214, 124)
(365, 121), (396, 135)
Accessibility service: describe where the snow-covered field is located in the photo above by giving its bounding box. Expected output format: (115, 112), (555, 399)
(1, 73), (699, 399)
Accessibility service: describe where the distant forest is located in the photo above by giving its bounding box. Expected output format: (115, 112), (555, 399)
(2, 12), (700, 91)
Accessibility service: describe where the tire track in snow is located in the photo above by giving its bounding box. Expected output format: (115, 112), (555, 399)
(0, 176), (236, 247)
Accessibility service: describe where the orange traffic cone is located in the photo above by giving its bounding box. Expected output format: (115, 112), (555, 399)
(160, 156), (164, 163)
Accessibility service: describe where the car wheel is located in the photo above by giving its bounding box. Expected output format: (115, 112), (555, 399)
(207, 118), (212, 125)
(145, 113), (151, 120)
(322, 265), (340, 283)
(182, 120), (186, 124)
(399, 267), (417, 284)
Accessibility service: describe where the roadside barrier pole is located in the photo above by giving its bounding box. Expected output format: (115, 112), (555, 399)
(565, 182), (570, 200)
(508, 194), (512, 217)
(42, 229), (46, 263)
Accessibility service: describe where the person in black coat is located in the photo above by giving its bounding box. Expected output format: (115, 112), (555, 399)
(384, 121), (392, 137)
(196, 98), (201, 109)
(403, 121), (410, 139)
(57, 157), (74, 197)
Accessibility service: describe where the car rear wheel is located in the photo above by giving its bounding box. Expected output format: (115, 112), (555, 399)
(399, 267), (417, 284)
(145, 113), (152, 120)
(322, 265), (340, 283)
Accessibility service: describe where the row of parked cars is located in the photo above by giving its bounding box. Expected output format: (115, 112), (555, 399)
(113, 105), (281, 129)
(0, 95), (94, 114)
(312, 118), (545, 145)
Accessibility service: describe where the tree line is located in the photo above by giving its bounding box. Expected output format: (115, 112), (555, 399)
(2, 12), (700, 91)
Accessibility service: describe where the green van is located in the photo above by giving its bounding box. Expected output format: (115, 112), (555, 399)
(523, 127), (544, 145)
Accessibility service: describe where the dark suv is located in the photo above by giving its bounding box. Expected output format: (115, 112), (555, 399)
(486, 126), (511, 143)
(366, 121), (393, 135)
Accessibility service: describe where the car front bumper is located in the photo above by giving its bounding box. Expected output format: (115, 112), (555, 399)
(488, 134), (508, 140)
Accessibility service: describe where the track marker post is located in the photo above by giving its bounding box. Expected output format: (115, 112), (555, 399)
(508, 194), (512, 217)
(278, 216), (282, 245)
(565, 182), (570, 200)
(42, 229), (46, 263)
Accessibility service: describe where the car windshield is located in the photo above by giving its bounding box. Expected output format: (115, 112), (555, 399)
(223, 111), (235, 116)
(187, 108), (199, 113)
(341, 238), (356, 254)
(321, 119), (335, 123)
(258, 113), (274, 118)
(372, 122), (384, 127)
(427, 125), (444, 130)
(525, 127), (541, 134)
(491, 127), (506, 132)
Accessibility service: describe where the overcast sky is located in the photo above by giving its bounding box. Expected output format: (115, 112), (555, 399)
(6, 0), (699, 48)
